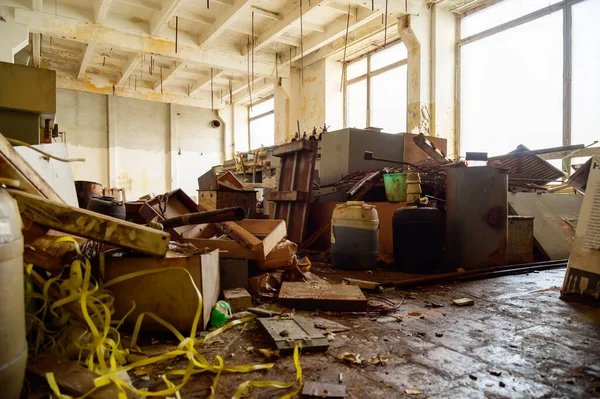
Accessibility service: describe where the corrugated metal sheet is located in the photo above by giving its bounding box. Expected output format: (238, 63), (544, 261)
(492, 145), (565, 186)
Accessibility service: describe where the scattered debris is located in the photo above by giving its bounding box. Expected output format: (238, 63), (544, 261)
(425, 301), (444, 308)
(416, 332), (426, 338)
(341, 277), (383, 292)
(408, 312), (422, 317)
(339, 352), (363, 365)
(302, 382), (347, 398)
(368, 354), (389, 366)
(435, 332), (444, 338)
(223, 287), (252, 313)
(499, 381), (506, 388)
(469, 374), (478, 381)
(489, 370), (502, 377)
(405, 388), (424, 395)
(313, 317), (351, 333)
(452, 298), (475, 307)
(258, 348), (280, 359)
(339, 373), (343, 383)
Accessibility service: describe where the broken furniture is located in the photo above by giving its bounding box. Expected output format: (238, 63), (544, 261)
(266, 139), (319, 244)
(257, 316), (330, 354)
(181, 218), (286, 260)
(104, 250), (220, 331)
(140, 189), (203, 240)
(445, 166), (508, 269)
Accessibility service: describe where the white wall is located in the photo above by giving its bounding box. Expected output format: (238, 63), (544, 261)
(56, 89), (226, 201)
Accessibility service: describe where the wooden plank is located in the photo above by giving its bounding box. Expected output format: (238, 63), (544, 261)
(0, 134), (64, 203)
(10, 190), (170, 257)
(197, 201), (262, 250)
(278, 282), (367, 311)
(24, 247), (62, 274)
(223, 287), (252, 312)
(266, 190), (308, 202)
(235, 219), (286, 256)
(28, 355), (141, 399)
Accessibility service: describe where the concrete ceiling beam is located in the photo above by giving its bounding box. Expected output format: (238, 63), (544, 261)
(150, 0), (184, 35)
(189, 69), (224, 97)
(15, 9), (287, 77)
(198, 0), (253, 47)
(77, 41), (97, 78)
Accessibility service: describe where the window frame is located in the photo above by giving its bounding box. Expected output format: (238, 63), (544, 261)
(248, 96), (275, 150)
(343, 41), (408, 130)
(456, 0), (588, 171)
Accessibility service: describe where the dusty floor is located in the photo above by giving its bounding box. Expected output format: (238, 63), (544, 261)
(132, 268), (600, 398)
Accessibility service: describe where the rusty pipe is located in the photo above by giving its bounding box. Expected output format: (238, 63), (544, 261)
(159, 206), (245, 229)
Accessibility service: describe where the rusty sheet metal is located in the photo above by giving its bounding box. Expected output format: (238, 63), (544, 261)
(266, 139), (318, 244)
(278, 281), (367, 311)
(491, 145), (565, 186)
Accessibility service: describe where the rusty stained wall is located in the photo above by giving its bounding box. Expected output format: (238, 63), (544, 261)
(56, 89), (225, 200)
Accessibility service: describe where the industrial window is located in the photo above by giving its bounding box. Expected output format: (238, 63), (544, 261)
(344, 42), (408, 133)
(249, 97), (275, 150)
(459, 0), (600, 170)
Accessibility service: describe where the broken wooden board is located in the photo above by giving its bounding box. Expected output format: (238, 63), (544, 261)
(223, 287), (252, 313)
(278, 282), (368, 311)
(27, 355), (141, 399)
(140, 189), (203, 240)
(104, 250), (219, 331)
(257, 316), (330, 354)
(10, 190), (169, 257)
(187, 206), (286, 259)
(0, 134), (64, 203)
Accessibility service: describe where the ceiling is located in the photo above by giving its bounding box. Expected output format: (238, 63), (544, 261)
(4, 0), (495, 108)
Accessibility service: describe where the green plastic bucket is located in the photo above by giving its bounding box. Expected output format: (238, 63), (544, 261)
(383, 173), (407, 202)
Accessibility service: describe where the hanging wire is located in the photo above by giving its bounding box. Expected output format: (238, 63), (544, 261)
(210, 67), (214, 110)
(340, 5), (351, 92)
(384, 0), (389, 46)
(175, 16), (179, 53)
(160, 67), (163, 94)
(251, 11), (255, 91)
(247, 36), (252, 110)
(299, 0), (304, 85)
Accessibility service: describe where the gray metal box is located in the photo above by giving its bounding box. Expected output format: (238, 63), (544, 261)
(445, 166), (508, 269)
(319, 128), (405, 185)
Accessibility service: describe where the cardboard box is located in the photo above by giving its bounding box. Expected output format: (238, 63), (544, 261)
(562, 155), (600, 301)
(104, 250), (220, 332)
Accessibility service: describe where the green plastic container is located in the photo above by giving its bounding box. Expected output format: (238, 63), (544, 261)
(383, 173), (407, 202)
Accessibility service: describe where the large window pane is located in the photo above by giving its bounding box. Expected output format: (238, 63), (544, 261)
(371, 43), (408, 71)
(371, 65), (407, 133)
(346, 79), (367, 129)
(572, 0), (600, 147)
(460, 11), (563, 157)
(461, 0), (561, 38)
(250, 113), (274, 149)
(346, 58), (367, 80)
(249, 97), (274, 118)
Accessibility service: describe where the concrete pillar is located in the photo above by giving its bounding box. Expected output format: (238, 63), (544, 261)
(0, 20), (28, 63)
(398, 4), (431, 134)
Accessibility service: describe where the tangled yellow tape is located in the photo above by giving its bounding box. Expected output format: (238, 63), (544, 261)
(25, 237), (303, 398)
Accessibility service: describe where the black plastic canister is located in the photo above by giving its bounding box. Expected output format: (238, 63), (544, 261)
(392, 207), (444, 273)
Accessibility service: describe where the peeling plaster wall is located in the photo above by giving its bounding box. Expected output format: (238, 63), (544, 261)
(171, 104), (224, 200)
(57, 90), (109, 186)
(114, 96), (169, 199)
(56, 89), (226, 201)
(295, 60), (326, 134)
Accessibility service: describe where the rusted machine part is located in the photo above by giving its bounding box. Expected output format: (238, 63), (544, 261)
(159, 207), (245, 229)
(413, 133), (450, 164)
(387, 259), (567, 288)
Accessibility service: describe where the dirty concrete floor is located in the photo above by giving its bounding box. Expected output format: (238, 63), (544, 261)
(136, 268), (600, 398)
